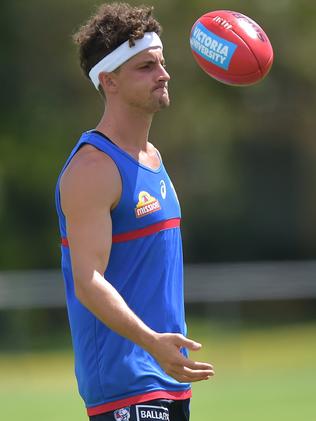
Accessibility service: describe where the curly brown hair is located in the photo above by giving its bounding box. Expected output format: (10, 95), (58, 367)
(73, 2), (162, 80)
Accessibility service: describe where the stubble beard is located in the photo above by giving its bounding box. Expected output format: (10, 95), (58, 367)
(156, 97), (170, 111)
(126, 88), (170, 114)
(150, 89), (170, 113)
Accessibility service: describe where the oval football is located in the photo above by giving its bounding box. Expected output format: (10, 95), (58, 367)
(190, 10), (274, 86)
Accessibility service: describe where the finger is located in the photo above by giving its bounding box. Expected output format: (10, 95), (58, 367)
(175, 354), (214, 371)
(188, 376), (213, 383)
(176, 336), (202, 351)
(170, 370), (213, 383)
(181, 358), (214, 371)
(182, 366), (215, 378)
(167, 362), (215, 381)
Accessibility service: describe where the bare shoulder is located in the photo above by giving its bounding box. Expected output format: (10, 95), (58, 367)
(147, 141), (158, 153)
(60, 144), (121, 214)
(147, 141), (162, 160)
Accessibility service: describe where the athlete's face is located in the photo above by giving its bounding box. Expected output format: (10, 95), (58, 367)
(114, 47), (170, 113)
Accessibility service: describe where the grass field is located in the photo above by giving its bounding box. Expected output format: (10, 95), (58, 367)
(1, 318), (315, 421)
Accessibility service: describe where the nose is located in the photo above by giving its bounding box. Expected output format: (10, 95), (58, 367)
(158, 64), (171, 82)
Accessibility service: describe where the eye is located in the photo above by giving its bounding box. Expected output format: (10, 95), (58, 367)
(161, 62), (167, 68)
(139, 62), (153, 70)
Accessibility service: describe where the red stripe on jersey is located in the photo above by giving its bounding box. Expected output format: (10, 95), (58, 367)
(112, 217), (180, 243)
(61, 217), (180, 247)
(61, 237), (69, 247)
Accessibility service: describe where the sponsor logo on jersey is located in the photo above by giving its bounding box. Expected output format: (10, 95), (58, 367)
(135, 191), (161, 218)
(114, 406), (130, 421)
(136, 405), (169, 421)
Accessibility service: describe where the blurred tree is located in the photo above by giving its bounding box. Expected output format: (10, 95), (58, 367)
(1, 0), (316, 268)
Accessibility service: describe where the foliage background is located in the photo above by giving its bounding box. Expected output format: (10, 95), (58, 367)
(1, 0), (316, 269)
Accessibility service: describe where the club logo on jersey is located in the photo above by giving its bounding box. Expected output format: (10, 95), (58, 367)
(114, 407), (130, 421)
(135, 191), (161, 218)
(136, 405), (170, 420)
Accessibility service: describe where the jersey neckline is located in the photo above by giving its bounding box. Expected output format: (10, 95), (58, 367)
(89, 130), (163, 174)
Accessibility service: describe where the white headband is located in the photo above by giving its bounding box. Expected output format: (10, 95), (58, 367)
(89, 32), (163, 90)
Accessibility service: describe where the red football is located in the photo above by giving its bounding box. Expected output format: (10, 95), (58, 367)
(190, 10), (274, 86)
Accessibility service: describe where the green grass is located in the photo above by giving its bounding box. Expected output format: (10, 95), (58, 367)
(0, 319), (315, 421)
(190, 320), (316, 421)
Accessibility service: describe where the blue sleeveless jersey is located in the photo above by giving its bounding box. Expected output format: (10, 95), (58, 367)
(55, 131), (191, 416)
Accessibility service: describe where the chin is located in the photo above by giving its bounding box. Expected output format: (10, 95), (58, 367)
(143, 98), (169, 114)
(158, 93), (170, 108)
(152, 90), (170, 110)
(150, 100), (169, 114)
(159, 98), (170, 109)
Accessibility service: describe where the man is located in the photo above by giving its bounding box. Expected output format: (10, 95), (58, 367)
(55, 3), (214, 421)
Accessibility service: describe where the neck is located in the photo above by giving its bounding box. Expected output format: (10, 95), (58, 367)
(96, 101), (154, 151)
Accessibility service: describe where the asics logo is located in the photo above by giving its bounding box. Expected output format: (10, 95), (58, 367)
(160, 180), (166, 199)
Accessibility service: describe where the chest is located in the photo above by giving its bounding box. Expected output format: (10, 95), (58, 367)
(111, 165), (181, 234)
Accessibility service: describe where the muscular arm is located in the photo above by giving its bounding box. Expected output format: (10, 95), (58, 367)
(60, 145), (214, 383)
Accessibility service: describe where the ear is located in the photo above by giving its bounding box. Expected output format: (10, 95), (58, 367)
(99, 72), (118, 93)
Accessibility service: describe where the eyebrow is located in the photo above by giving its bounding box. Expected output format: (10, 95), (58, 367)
(137, 57), (166, 66)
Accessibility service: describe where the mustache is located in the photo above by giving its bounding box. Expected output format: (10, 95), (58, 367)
(152, 82), (168, 91)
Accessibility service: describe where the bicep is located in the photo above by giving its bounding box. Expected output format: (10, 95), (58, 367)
(66, 206), (112, 284)
(60, 149), (121, 286)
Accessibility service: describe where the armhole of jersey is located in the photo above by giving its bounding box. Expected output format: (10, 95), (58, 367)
(155, 147), (163, 166)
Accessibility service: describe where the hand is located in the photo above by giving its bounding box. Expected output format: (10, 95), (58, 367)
(148, 333), (215, 383)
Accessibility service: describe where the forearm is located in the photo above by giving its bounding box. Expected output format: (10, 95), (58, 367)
(74, 269), (214, 383)
(75, 270), (158, 353)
